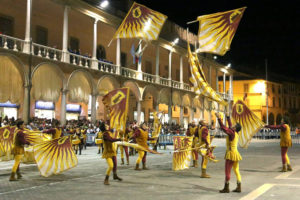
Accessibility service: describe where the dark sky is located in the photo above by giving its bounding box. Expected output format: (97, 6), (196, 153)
(131, 0), (300, 81)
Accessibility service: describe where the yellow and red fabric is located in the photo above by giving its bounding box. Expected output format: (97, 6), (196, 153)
(232, 100), (265, 148)
(172, 136), (193, 171)
(112, 2), (167, 41)
(197, 7), (246, 56)
(102, 88), (129, 132)
(0, 126), (16, 157)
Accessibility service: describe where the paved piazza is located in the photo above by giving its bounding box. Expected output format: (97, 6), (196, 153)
(1, 139), (300, 200)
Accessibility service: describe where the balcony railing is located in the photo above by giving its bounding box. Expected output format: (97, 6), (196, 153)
(0, 34), (195, 92)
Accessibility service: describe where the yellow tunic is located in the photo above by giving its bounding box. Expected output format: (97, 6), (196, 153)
(53, 128), (62, 139)
(136, 128), (149, 149)
(13, 130), (25, 155)
(280, 124), (292, 147)
(225, 132), (242, 161)
(102, 131), (117, 159)
(95, 131), (103, 144)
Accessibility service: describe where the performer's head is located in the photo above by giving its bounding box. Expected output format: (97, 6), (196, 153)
(191, 121), (196, 127)
(234, 123), (242, 133)
(141, 122), (148, 130)
(199, 119), (208, 126)
(100, 122), (110, 132)
(16, 120), (24, 129)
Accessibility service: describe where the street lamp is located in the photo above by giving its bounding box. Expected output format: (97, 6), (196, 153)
(226, 63), (231, 68)
(100, 0), (109, 8)
(172, 38), (179, 46)
(214, 56), (217, 60)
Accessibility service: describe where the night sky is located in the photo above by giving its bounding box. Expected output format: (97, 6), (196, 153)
(88, 0), (300, 82)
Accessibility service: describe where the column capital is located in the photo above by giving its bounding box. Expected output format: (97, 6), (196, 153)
(61, 89), (69, 94)
(94, 18), (99, 24)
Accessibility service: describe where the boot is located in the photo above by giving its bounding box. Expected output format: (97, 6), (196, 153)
(200, 169), (211, 178)
(287, 164), (293, 171)
(219, 182), (230, 193)
(98, 149), (100, 154)
(17, 168), (22, 179)
(75, 150), (78, 155)
(193, 160), (198, 168)
(113, 173), (123, 181)
(232, 182), (241, 193)
(280, 164), (287, 172)
(9, 172), (17, 181)
(121, 158), (124, 165)
(79, 148), (81, 155)
(104, 175), (109, 185)
(142, 162), (149, 170)
(135, 163), (141, 170)
(126, 157), (129, 165)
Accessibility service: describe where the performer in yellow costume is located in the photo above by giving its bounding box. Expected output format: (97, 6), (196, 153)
(186, 121), (198, 167)
(131, 122), (154, 170)
(101, 122), (122, 185)
(216, 113), (242, 193)
(95, 130), (103, 154)
(9, 120), (31, 181)
(42, 120), (63, 139)
(119, 125), (132, 165)
(265, 117), (292, 172)
(197, 120), (211, 178)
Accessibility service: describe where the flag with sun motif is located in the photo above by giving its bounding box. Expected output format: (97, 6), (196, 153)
(0, 126), (16, 157)
(197, 7), (246, 55)
(102, 88), (129, 132)
(33, 136), (78, 177)
(172, 136), (193, 171)
(232, 100), (265, 148)
(112, 2), (167, 41)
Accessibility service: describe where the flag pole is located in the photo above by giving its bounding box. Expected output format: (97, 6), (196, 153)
(187, 19), (198, 25)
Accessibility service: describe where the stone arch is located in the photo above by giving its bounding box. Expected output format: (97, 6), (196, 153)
(97, 75), (120, 96)
(182, 94), (191, 107)
(31, 62), (66, 102)
(158, 88), (171, 105)
(66, 69), (96, 104)
(0, 53), (28, 103)
(142, 85), (159, 105)
(123, 80), (142, 101)
(192, 97), (202, 109)
(172, 91), (182, 106)
(276, 114), (282, 125)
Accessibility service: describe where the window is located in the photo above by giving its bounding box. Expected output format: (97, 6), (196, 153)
(121, 52), (127, 67)
(164, 65), (168, 72)
(176, 69), (180, 81)
(69, 37), (79, 53)
(96, 45), (106, 60)
(273, 97), (275, 107)
(279, 97), (281, 108)
(145, 61), (152, 74)
(278, 86), (281, 94)
(183, 107), (188, 114)
(35, 25), (48, 45)
(243, 83), (249, 93)
(0, 15), (14, 36)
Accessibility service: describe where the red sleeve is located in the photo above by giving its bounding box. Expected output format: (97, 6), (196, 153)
(217, 118), (235, 141)
(186, 129), (190, 136)
(132, 129), (141, 139)
(201, 127), (209, 146)
(227, 116), (232, 128)
(265, 124), (286, 131)
(194, 128), (199, 138)
(103, 132), (120, 142)
(18, 131), (30, 145)
(42, 128), (56, 134)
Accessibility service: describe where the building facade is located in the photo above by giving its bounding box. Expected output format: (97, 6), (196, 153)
(0, 0), (235, 127)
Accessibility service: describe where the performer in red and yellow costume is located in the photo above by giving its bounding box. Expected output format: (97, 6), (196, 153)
(95, 130), (103, 154)
(119, 125), (132, 165)
(186, 121), (198, 167)
(265, 117), (292, 172)
(101, 122), (122, 185)
(9, 120), (31, 181)
(131, 122), (154, 170)
(216, 113), (242, 193)
(42, 120), (63, 139)
(197, 119), (211, 178)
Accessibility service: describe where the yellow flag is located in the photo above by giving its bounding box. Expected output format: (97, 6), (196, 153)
(112, 2), (167, 41)
(232, 100), (265, 148)
(172, 136), (193, 171)
(197, 7), (246, 55)
(187, 43), (227, 105)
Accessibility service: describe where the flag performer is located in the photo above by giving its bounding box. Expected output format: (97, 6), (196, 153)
(197, 119), (211, 178)
(186, 121), (199, 167)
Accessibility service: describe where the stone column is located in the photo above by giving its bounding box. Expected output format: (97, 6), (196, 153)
(190, 107), (194, 123)
(155, 44), (160, 84)
(91, 94), (98, 124)
(223, 72), (226, 95)
(137, 100), (141, 125)
(180, 55), (183, 89)
(23, 0), (32, 53)
(60, 89), (67, 125)
(180, 106), (183, 126)
(91, 19), (98, 70)
(62, 6), (69, 63)
(216, 69), (219, 92)
(168, 51), (172, 86)
(116, 38), (121, 74)
(23, 85), (30, 124)
(136, 43), (143, 80)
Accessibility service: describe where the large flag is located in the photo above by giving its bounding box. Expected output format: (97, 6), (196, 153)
(102, 88), (130, 131)
(172, 136), (193, 171)
(33, 136), (78, 177)
(187, 43), (227, 105)
(0, 126), (16, 157)
(112, 2), (167, 41)
(197, 7), (246, 55)
(232, 100), (265, 148)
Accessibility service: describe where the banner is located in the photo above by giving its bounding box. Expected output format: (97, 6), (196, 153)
(111, 2), (167, 41)
(172, 136), (193, 171)
(33, 136), (78, 177)
(0, 126), (16, 158)
(197, 7), (246, 55)
(232, 100), (265, 148)
(102, 88), (129, 131)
